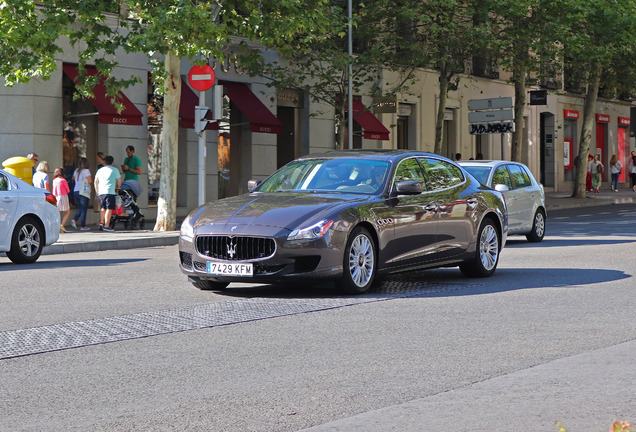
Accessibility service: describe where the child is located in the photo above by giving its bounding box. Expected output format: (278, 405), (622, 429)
(52, 167), (71, 233)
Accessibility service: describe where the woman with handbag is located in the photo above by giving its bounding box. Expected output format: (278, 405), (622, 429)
(71, 157), (93, 230)
(609, 154), (622, 192)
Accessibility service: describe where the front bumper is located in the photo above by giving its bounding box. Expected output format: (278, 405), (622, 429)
(178, 228), (348, 284)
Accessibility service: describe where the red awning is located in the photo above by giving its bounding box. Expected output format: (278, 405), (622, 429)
(179, 80), (281, 134)
(180, 79), (215, 130)
(351, 99), (390, 140)
(62, 64), (144, 126)
(221, 81), (282, 134)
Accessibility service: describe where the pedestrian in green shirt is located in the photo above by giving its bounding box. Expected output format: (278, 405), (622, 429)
(121, 145), (142, 181)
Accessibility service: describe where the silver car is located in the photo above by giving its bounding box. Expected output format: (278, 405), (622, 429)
(459, 160), (546, 242)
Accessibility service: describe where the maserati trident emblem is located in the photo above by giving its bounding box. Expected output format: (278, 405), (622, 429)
(227, 238), (237, 259)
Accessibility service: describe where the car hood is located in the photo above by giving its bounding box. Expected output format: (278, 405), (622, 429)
(194, 192), (369, 231)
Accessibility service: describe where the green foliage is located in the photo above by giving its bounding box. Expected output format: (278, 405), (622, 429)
(0, 0), (332, 103)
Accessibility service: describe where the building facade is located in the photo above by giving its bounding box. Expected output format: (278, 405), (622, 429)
(1, 50), (634, 225)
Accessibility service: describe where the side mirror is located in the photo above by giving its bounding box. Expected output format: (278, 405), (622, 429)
(494, 184), (509, 192)
(247, 179), (262, 191)
(395, 181), (423, 195)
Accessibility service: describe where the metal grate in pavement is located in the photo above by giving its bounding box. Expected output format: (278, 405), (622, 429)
(0, 280), (484, 360)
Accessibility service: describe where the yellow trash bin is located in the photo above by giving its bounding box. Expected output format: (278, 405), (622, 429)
(2, 156), (35, 185)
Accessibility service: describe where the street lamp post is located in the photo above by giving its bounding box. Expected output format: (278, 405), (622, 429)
(347, 0), (353, 149)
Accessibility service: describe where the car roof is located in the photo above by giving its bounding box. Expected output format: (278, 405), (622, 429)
(296, 150), (452, 163)
(458, 160), (529, 168)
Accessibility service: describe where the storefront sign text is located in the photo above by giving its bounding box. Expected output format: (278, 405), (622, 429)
(469, 122), (515, 135)
(564, 109), (579, 119)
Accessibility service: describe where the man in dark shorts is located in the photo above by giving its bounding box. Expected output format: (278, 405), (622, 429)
(93, 155), (121, 231)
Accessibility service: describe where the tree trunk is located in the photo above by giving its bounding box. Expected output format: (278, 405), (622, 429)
(154, 51), (181, 231)
(434, 73), (449, 155)
(572, 64), (601, 199)
(512, 65), (526, 162)
(336, 108), (345, 150)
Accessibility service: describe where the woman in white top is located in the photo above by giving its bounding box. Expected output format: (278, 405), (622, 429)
(32, 161), (50, 191)
(70, 157), (93, 230)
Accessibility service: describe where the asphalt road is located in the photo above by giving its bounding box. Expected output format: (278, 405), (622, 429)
(1, 204), (636, 431)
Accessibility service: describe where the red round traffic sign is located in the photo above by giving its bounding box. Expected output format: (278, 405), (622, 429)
(188, 64), (216, 91)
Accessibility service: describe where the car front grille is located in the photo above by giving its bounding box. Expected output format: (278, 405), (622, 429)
(196, 235), (276, 261)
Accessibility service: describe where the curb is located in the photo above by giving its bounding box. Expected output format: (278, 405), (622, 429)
(545, 194), (636, 211)
(42, 231), (180, 256)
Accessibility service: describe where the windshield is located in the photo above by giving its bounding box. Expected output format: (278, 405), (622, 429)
(256, 158), (391, 194)
(461, 165), (492, 186)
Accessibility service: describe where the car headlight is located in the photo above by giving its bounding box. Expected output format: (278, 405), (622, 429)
(180, 214), (195, 241)
(288, 220), (334, 241)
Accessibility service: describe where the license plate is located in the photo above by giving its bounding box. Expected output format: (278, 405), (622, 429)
(206, 262), (253, 276)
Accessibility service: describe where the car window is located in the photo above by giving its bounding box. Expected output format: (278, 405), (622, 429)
(418, 158), (463, 190)
(0, 173), (8, 191)
(507, 164), (532, 188)
(394, 158), (426, 184)
(492, 166), (512, 189)
(461, 165), (491, 185)
(256, 158), (390, 194)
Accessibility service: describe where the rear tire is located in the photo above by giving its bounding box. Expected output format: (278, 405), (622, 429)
(526, 209), (546, 242)
(338, 226), (377, 294)
(460, 219), (500, 278)
(6, 216), (43, 264)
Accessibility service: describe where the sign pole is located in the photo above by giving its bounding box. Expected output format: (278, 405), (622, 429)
(188, 64), (216, 206)
(198, 90), (206, 206)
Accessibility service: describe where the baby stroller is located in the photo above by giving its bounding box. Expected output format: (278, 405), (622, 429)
(109, 180), (145, 230)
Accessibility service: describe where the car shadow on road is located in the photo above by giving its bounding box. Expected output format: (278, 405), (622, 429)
(0, 258), (148, 269)
(204, 266), (631, 300)
(505, 237), (636, 248)
(401, 267), (630, 298)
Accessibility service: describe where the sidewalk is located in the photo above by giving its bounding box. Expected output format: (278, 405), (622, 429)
(42, 188), (636, 256)
(545, 187), (636, 210)
(42, 224), (179, 256)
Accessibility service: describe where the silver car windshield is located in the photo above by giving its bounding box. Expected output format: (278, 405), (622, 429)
(462, 165), (492, 186)
(256, 158), (391, 194)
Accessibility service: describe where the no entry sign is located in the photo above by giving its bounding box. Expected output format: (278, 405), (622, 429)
(188, 64), (216, 91)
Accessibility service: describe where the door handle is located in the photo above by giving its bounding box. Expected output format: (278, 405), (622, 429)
(466, 198), (479, 208)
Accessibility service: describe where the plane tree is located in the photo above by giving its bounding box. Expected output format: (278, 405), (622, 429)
(486, 0), (564, 163)
(559, 0), (636, 198)
(0, 0), (331, 230)
(391, 0), (492, 155)
(251, 0), (415, 150)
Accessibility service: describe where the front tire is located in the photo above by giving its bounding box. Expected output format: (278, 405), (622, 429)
(6, 216), (44, 264)
(526, 209), (546, 242)
(460, 219), (500, 278)
(338, 227), (377, 294)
